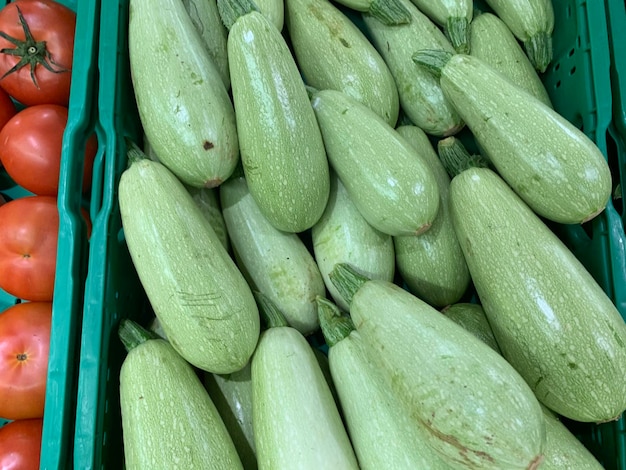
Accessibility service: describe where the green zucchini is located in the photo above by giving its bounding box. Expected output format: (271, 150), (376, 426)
(329, 0), (411, 26)
(407, 0), (473, 53)
(311, 172), (395, 312)
(317, 297), (453, 469)
(329, 264), (545, 469)
(205, 363), (258, 470)
(186, 185), (230, 252)
(119, 320), (243, 469)
(221, 4), (330, 232)
(483, 0), (554, 73)
(129, 0), (239, 188)
(251, 294), (359, 469)
(220, 173), (325, 335)
(441, 303), (501, 353)
(285, 0), (399, 126)
(469, 12), (552, 108)
(311, 89), (440, 237)
(445, 162), (626, 422)
(362, 0), (464, 136)
(253, 0), (284, 30)
(182, 0), (231, 89)
(413, 52), (612, 224)
(118, 145), (260, 374)
(393, 125), (469, 307)
(442, 304), (605, 469)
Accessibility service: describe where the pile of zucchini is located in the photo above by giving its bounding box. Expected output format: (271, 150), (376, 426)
(117, 0), (626, 468)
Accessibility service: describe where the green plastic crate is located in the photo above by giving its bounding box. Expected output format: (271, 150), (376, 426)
(73, 0), (626, 468)
(0, 0), (99, 468)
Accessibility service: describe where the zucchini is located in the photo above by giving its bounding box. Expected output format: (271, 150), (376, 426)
(407, 0), (473, 53)
(312, 171), (395, 312)
(469, 12), (552, 108)
(129, 0), (239, 187)
(414, 52), (612, 224)
(328, 0), (411, 26)
(253, 0), (284, 30)
(186, 185), (230, 252)
(118, 145), (260, 374)
(444, 157), (626, 422)
(441, 302), (501, 353)
(285, 0), (399, 126)
(205, 363), (258, 470)
(483, 0), (554, 73)
(221, 3), (330, 232)
(362, 0), (464, 136)
(393, 125), (470, 307)
(329, 264), (545, 469)
(311, 89), (440, 237)
(119, 320), (243, 469)
(251, 294), (359, 469)
(182, 0), (230, 89)
(317, 297), (453, 469)
(220, 173), (325, 335)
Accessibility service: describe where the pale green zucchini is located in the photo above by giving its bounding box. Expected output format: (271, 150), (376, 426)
(446, 163), (626, 422)
(414, 52), (612, 224)
(182, 0), (230, 89)
(470, 12), (552, 107)
(329, 264), (545, 469)
(393, 125), (469, 307)
(442, 303), (605, 469)
(362, 0), (463, 136)
(285, 0), (399, 126)
(129, 0), (238, 188)
(330, 0), (411, 26)
(483, 0), (554, 72)
(205, 363), (258, 470)
(317, 297), (453, 469)
(221, 4), (330, 232)
(441, 302), (501, 353)
(311, 89), (440, 236)
(408, 0), (473, 53)
(251, 294), (359, 469)
(119, 320), (243, 470)
(220, 173), (325, 335)
(312, 172), (395, 312)
(118, 145), (259, 374)
(186, 185), (230, 252)
(255, 0), (284, 30)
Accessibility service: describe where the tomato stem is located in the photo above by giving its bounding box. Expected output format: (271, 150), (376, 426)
(0, 5), (69, 89)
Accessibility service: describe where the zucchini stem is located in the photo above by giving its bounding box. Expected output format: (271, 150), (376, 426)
(126, 138), (147, 165)
(118, 319), (160, 353)
(316, 296), (355, 348)
(524, 32), (552, 74)
(254, 291), (289, 329)
(328, 263), (369, 307)
(412, 50), (454, 79)
(217, 0), (259, 30)
(437, 136), (489, 178)
(445, 17), (470, 54)
(368, 0), (411, 26)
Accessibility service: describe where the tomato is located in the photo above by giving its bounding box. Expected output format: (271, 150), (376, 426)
(0, 196), (58, 301)
(0, 418), (43, 469)
(0, 1), (75, 106)
(0, 302), (50, 420)
(0, 87), (16, 131)
(0, 104), (97, 196)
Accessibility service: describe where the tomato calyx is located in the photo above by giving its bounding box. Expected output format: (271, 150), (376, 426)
(0, 5), (68, 89)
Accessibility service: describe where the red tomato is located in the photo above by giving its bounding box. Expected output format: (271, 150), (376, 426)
(0, 0), (75, 106)
(0, 302), (51, 420)
(0, 104), (97, 196)
(0, 418), (43, 469)
(0, 196), (58, 301)
(0, 87), (16, 131)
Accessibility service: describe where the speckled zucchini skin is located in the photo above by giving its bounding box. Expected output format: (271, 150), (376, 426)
(448, 167), (626, 422)
(120, 339), (243, 470)
(439, 53), (611, 224)
(285, 0), (399, 126)
(228, 11), (330, 233)
(129, 0), (239, 188)
(119, 158), (260, 374)
(350, 279), (546, 469)
(311, 89), (440, 237)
